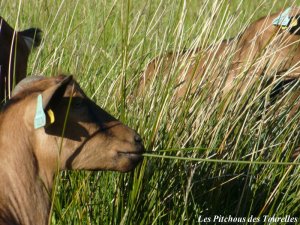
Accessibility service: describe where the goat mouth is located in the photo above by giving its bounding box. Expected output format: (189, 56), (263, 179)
(117, 151), (143, 161)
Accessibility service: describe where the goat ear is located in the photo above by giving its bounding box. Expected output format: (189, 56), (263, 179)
(42, 75), (73, 109)
(34, 76), (73, 129)
(19, 28), (42, 50)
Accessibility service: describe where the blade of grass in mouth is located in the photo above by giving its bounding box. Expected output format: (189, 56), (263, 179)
(143, 153), (300, 166)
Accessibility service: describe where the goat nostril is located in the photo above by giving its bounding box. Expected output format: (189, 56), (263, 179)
(134, 134), (142, 143)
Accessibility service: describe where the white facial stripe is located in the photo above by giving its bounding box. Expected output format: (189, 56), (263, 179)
(22, 36), (34, 50)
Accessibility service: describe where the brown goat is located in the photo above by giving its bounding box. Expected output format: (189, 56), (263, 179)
(0, 17), (42, 103)
(138, 7), (300, 99)
(0, 75), (144, 225)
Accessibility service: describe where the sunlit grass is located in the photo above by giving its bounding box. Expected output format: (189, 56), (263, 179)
(2, 0), (300, 224)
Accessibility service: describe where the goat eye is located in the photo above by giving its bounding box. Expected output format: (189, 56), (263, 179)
(72, 98), (84, 108)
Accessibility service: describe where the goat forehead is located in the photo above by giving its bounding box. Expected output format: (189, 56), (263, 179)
(12, 76), (49, 96)
(13, 76), (78, 97)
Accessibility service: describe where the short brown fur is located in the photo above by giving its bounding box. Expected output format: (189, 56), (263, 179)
(0, 75), (144, 225)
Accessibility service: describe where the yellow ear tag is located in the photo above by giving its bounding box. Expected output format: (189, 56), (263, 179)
(290, 18), (298, 27)
(47, 109), (55, 124)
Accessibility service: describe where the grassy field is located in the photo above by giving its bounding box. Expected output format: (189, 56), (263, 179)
(2, 0), (300, 224)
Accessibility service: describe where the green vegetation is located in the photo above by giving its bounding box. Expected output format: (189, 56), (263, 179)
(1, 0), (300, 224)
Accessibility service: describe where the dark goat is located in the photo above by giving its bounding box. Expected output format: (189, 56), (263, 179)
(0, 17), (42, 103)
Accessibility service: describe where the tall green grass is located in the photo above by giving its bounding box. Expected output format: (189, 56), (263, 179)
(1, 0), (300, 224)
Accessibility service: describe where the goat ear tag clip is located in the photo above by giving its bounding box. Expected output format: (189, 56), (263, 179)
(34, 94), (46, 129)
(290, 17), (298, 27)
(47, 109), (55, 124)
(273, 7), (291, 27)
